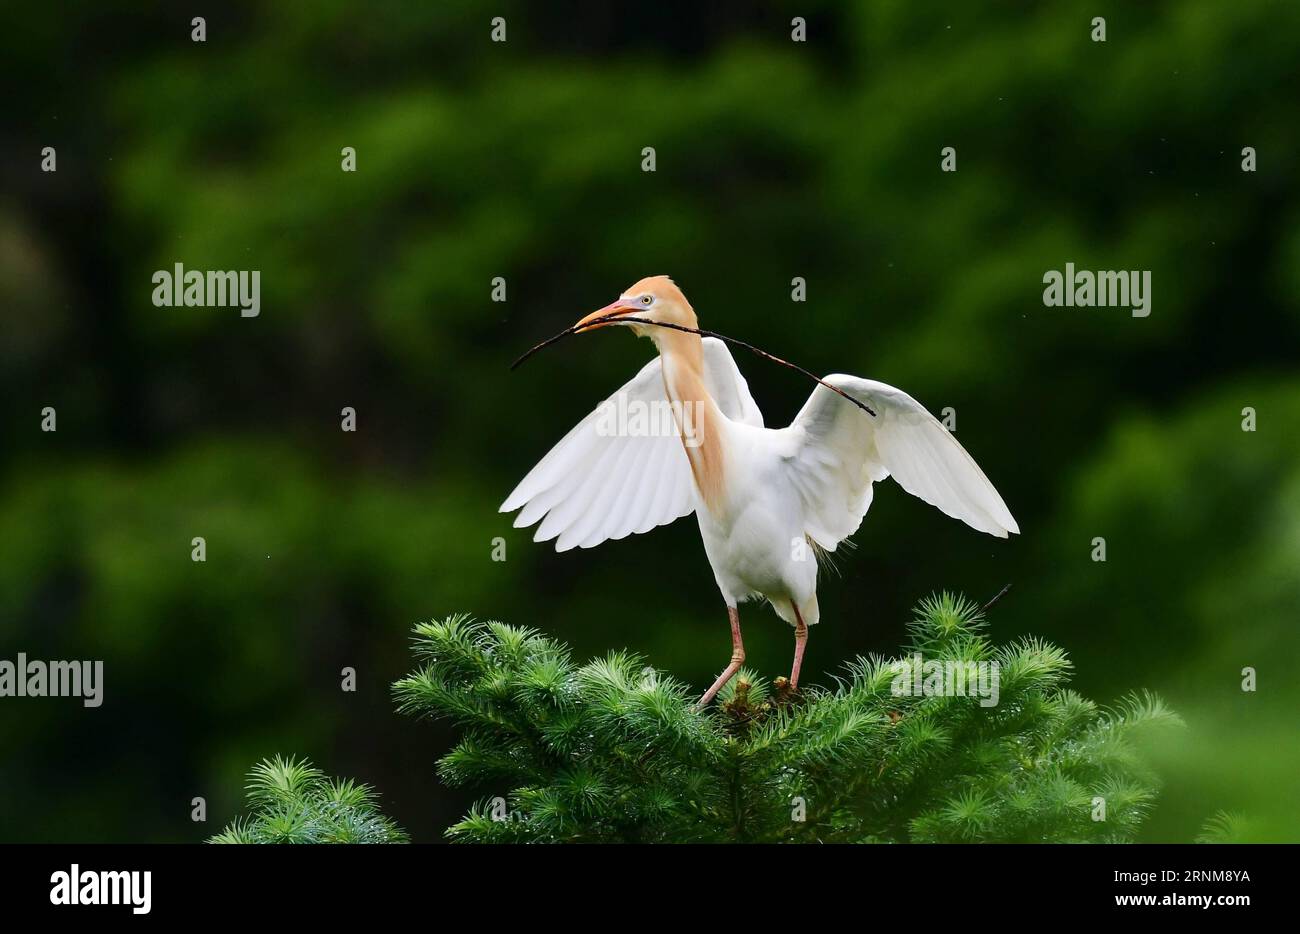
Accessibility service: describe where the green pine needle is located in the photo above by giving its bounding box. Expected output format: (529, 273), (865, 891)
(208, 756), (407, 844)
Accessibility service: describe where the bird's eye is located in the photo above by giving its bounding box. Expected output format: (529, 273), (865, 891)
(641, 295), (653, 305)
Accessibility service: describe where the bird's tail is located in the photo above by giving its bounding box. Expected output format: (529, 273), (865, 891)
(772, 592), (820, 628)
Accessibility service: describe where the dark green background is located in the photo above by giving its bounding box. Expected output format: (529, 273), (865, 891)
(2, 1), (1297, 842)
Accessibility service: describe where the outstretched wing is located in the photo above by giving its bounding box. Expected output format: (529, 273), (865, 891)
(780, 375), (1018, 549)
(501, 337), (762, 551)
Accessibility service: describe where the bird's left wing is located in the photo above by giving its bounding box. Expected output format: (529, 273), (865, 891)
(701, 336), (764, 428)
(780, 375), (1018, 550)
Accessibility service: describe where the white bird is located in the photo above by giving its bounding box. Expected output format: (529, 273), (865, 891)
(502, 276), (1018, 706)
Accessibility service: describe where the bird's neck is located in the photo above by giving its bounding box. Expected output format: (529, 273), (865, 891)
(656, 331), (728, 515)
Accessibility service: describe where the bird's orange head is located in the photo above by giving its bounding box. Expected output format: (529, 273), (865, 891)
(572, 275), (698, 339)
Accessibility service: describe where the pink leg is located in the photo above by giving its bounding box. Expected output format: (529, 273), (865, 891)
(790, 606), (809, 691)
(697, 606), (744, 707)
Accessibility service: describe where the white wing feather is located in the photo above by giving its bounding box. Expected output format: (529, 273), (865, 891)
(782, 375), (1018, 548)
(501, 337), (762, 551)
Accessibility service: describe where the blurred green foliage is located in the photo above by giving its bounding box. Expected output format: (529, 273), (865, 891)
(1, 1), (1297, 841)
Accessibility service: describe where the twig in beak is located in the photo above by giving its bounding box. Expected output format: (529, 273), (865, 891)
(510, 313), (877, 418)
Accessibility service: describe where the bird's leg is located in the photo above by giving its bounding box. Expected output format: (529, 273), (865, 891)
(789, 606), (809, 692)
(697, 605), (744, 708)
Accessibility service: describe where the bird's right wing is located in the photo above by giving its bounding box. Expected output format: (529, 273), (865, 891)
(781, 375), (1018, 550)
(501, 340), (762, 552)
(501, 356), (694, 551)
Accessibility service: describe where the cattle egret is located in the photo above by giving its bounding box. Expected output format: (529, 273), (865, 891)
(502, 276), (1018, 706)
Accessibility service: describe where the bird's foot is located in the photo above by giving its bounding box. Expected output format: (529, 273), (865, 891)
(719, 676), (760, 718)
(773, 676), (799, 706)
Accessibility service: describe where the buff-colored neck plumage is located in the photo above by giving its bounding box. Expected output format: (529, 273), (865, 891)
(632, 279), (727, 515)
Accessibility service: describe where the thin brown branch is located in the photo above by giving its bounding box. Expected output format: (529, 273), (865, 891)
(981, 582), (1013, 613)
(511, 313), (877, 418)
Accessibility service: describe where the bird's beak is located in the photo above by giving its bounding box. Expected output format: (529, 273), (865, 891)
(573, 298), (637, 333)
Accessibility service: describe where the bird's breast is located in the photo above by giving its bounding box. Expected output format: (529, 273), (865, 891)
(691, 426), (812, 595)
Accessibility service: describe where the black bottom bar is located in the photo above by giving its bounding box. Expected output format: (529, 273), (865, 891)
(1, 842), (1285, 920)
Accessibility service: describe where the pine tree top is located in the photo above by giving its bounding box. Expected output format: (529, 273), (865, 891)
(393, 593), (1182, 843)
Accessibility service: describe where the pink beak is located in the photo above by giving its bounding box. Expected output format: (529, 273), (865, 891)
(572, 297), (639, 333)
